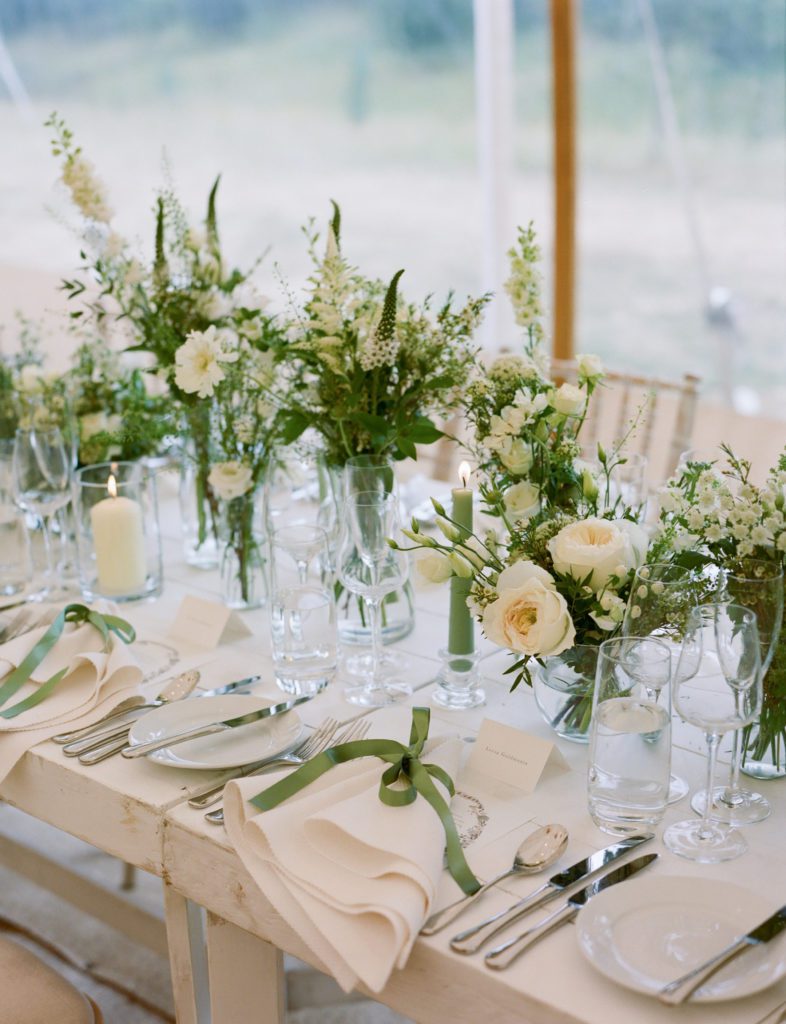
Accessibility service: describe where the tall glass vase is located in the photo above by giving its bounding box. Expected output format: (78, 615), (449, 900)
(219, 488), (266, 610)
(179, 404), (220, 569)
(742, 607), (786, 779)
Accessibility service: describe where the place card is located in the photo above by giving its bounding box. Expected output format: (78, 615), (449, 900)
(467, 718), (568, 793)
(168, 595), (251, 650)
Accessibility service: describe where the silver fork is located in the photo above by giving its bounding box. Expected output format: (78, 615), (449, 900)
(188, 717), (340, 811)
(204, 718), (371, 825)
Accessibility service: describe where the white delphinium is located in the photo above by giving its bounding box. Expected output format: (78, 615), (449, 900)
(61, 152), (113, 224)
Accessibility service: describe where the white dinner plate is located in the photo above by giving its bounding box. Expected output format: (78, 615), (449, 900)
(576, 876), (786, 1002)
(127, 695), (303, 769)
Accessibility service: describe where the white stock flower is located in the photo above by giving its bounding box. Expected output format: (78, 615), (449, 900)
(551, 382), (585, 417)
(174, 325), (237, 398)
(208, 461), (254, 501)
(576, 353), (604, 381)
(481, 560), (575, 658)
(504, 480), (540, 522)
(548, 517), (648, 592)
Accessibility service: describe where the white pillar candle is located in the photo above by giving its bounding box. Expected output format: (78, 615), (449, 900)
(90, 474), (147, 595)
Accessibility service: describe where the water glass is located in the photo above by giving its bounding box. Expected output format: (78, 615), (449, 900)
(588, 636), (672, 835)
(270, 526), (337, 696)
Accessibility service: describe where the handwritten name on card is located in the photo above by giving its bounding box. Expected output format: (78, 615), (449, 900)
(468, 718), (567, 793)
(168, 595), (251, 650)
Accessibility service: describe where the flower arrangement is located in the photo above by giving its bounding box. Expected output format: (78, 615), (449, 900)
(655, 444), (786, 773)
(278, 203), (489, 467)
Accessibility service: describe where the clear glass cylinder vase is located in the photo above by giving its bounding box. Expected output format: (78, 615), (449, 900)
(533, 644), (598, 744)
(218, 489), (266, 610)
(179, 406), (220, 569)
(742, 609), (786, 779)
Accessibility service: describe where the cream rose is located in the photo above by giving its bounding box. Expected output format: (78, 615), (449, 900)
(496, 437), (534, 476)
(504, 480), (540, 521)
(576, 353), (604, 380)
(548, 517), (648, 592)
(481, 560), (575, 658)
(552, 382), (585, 417)
(208, 461), (254, 501)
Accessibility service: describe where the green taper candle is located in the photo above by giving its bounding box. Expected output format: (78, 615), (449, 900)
(448, 461), (475, 655)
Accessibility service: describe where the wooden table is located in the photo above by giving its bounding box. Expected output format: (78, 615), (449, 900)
(2, 473), (785, 1024)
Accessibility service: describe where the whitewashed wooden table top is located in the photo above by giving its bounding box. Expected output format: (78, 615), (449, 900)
(3, 470), (785, 1024)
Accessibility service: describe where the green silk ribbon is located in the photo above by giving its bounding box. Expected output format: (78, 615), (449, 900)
(250, 706), (481, 896)
(0, 604), (136, 720)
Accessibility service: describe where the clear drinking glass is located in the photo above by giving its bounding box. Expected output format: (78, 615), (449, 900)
(587, 636), (672, 835)
(622, 562), (702, 803)
(691, 559), (783, 824)
(338, 491), (411, 706)
(664, 603), (762, 863)
(12, 427), (72, 600)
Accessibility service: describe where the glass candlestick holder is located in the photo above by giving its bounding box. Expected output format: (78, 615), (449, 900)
(433, 648), (485, 710)
(74, 461), (163, 603)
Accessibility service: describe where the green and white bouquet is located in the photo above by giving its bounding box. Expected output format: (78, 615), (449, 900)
(279, 204), (489, 467)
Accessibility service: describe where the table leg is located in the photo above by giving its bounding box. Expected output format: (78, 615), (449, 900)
(205, 911), (286, 1024)
(163, 885), (211, 1024)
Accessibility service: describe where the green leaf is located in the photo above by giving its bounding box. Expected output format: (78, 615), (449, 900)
(405, 418), (443, 445)
(397, 437), (417, 460)
(279, 412), (309, 445)
(352, 412), (390, 435)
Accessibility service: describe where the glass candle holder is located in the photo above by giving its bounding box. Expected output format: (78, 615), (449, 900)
(74, 461), (163, 602)
(433, 648), (485, 710)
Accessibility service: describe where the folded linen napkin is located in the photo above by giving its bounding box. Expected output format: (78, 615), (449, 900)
(0, 602), (142, 782)
(223, 711), (464, 994)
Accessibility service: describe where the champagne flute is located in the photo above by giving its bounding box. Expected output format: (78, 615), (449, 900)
(338, 491), (411, 707)
(12, 427), (72, 600)
(664, 603), (761, 863)
(691, 558), (783, 824)
(622, 562), (700, 802)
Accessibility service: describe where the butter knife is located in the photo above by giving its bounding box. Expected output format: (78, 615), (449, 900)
(121, 694), (314, 759)
(485, 853), (659, 969)
(658, 905), (786, 1005)
(450, 832), (653, 955)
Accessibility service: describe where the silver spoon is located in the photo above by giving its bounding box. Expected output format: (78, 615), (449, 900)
(420, 823), (569, 936)
(61, 670), (202, 757)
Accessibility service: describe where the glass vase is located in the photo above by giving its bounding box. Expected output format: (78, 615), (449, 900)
(533, 644), (598, 743)
(179, 406), (220, 569)
(219, 489), (266, 610)
(742, 608), (786, 779)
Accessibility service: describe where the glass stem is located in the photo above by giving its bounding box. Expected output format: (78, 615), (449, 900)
(365, 596), (383, 686)
(296, 560), (308, 586)
(699, 731), (721, 840)
(724, 703), (744, 805)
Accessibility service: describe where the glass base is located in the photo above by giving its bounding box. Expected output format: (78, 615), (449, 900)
(690, 785), (771, 825)
(742, 757), (786, 780)
(666, 773), (690, 804)
(343, 680), (412, 708)
(432, 649), (485, 710)
(343, 650), (409, 681)
(275, 675), (331, 697)
(663, 818), (748, 863)
(184, 538), (219, 570)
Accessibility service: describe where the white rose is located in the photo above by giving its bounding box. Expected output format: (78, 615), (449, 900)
(18, 364), (43, 394)
(576, 353), (604, 380)
(548, 517), (648, 592)
(504, 480), (540, 521)
(481, 560), (575, 657)
(415, 550), (453, 586)
(208, 461), (254, 501)
(552, 382), (586, 416)
(79, 411), (108, 440)
(496, 437), (534, 476)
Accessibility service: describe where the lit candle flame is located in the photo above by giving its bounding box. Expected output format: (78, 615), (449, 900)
(458, 461), (471, 488)
(107, 474), (117, 499)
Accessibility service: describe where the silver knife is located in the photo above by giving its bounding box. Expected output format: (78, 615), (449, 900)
(450, 832), (654, 955)
(658, 905), (786, 1005)
(60, 675), (262, 756)
(121, 694), (314, 759)
(485, 853), (659, 970)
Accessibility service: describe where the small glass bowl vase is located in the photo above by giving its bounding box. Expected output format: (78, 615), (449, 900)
(533, 644), (598, 744)
(218, 490), (267, 611)
(74, 461), (163, 603)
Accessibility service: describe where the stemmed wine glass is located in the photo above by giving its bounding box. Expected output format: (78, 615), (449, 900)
(12, 426), (73, 600)
(622, 562), (701, 802)
(664, 603), (762, 863)
(338, 491), (411, 707)
(691, 558), (783, 824)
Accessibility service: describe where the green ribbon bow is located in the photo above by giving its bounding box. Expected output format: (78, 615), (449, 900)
(250, 706), (481, 896)
(0, 604), (136, 720)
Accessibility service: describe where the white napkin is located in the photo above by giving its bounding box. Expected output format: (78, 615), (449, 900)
(0, 603), (143, 782)
(224, 723), (464, 994)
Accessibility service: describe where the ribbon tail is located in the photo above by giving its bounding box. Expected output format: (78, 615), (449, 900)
(409, 762), (481, 896)
(0, 609), (67, 708)
(0, 667), (69, 720)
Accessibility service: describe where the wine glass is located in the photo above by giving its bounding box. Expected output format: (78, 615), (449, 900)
(264, 444), (340, 566)
(273, 524), (329, 586)
(338, 491), (411, 707)
(622, 562), (701, 802)
(12, 427), (73, 600)
(664, 603), (762, 863)
(691, 558), (783, 824)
